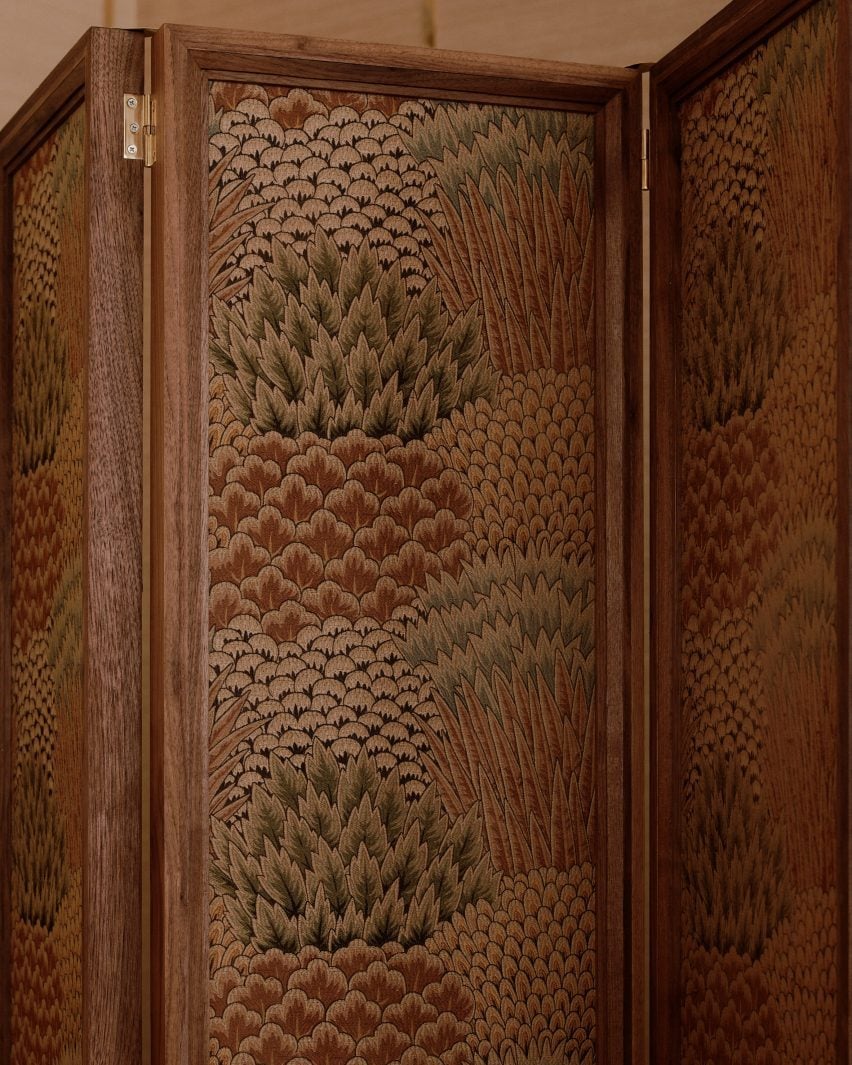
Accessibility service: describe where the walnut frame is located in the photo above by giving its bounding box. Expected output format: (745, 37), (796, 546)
(0, 27), (144, 1065)
(149, 23), (644, 1065)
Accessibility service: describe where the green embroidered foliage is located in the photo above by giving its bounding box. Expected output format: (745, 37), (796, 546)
(47, 555), (83, 704)
(758, 0), (836, 124)
(400, 545), (595, 715)
(210, 231), (496, 440)
(14, 302), (69, 473)
(211, 741), (498, 954)
(403, 104), (593, 217)
(753, 515), (836, 669)
(684, 751), (790, 960)
(52, 109), (85, 218)
(683, 220), (790, 428)
(13, 758), (69, 930)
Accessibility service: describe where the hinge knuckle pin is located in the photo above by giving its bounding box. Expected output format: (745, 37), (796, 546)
(641, 127), (650, 192)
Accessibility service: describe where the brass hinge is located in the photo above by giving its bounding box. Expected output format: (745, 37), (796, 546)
(641, 127), (650, 191)
(123, 93), (156, 167)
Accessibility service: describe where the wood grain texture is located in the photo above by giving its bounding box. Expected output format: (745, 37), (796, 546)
(149, 23), (643, 1065)
(841, 2), (851, 1056)
(0, 28), (144, 1065)
(83, 27), (144, 1065)
(623, 75), (647, 1065)
(592, 79), (644, 1065)
(0, 103), (15, 1065)
(648, 66), (681, 1065)
(149, 24), (210, 1065)
(650, 0), (850, 1061)
(162, 22), (635, 105)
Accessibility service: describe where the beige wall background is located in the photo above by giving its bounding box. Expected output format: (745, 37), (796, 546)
(1, 0), (728, 128)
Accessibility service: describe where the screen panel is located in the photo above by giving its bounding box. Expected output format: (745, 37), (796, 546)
(150, 28), (641, 1065)
(9, 102), (86, 1065)
(0, 28), (144, 1065)
(651, 0), (849, 1059)
(206, 85), (598, 1065)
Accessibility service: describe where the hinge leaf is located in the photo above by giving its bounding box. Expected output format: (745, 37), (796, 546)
(124, 93), (156, 168)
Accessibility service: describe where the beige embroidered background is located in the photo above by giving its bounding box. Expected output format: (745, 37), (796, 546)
(205, 84), (598, 1065)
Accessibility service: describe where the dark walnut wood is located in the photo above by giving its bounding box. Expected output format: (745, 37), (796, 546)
(0, 27), (144, 1065)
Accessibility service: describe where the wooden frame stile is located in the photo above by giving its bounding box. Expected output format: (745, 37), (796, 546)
(650, 0), (851, 1059)
(593, 68), (646, 1065)
(149, 23), (643, 1065)
(0, 27), (144, 1065)
(841, 0), (851, 1055)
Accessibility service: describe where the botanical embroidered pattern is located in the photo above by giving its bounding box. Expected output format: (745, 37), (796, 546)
(10, 107), (85, 1065)
(208, 83), (598, 1064)
(678, 3), (839, 1059)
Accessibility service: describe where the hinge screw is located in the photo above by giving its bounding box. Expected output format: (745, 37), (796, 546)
(127, 144), (138, 155)
(127, 96), (138, 109)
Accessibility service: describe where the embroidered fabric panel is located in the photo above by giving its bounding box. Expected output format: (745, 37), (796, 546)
(206, 84), (598, 1065)
(677, 3), (840, 1058)
(10, 105), (86, 1065)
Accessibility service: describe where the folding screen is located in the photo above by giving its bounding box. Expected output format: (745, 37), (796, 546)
(0, 28), (144, 1065)
(149, 26), (643, 1065)
(651, 0), (850, 1060)
(2, 2), (847, 1063)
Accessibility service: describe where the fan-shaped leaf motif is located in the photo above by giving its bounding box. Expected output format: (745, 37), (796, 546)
(259, 840), (307, 918)
(338, 794), (388, 866)
(277, 542), (325, 589)
(382, 819), (428, 902)
(364, 881), (405, 946)
(259, 327), (306, 402)
(301, 785), (343, 849)
(267, 475), (324, 524)
(212, 235), (495, 440)
(349, 843), (384, 917)
(331, 899), (367, 949)
(269, 752), (308, 813)
(254, 895), (301, 952)
(282, 807), (317, 872)
(313, 837), (350, 917)
(211, 743), (496, 955)
(364, 371), (406, 437)
(335, 749), (380, 817)
(375, 767), (408, 843)
(298, 884), (336, 951)
(347, 335), (383, 409)
(307, 738), (341, 802)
